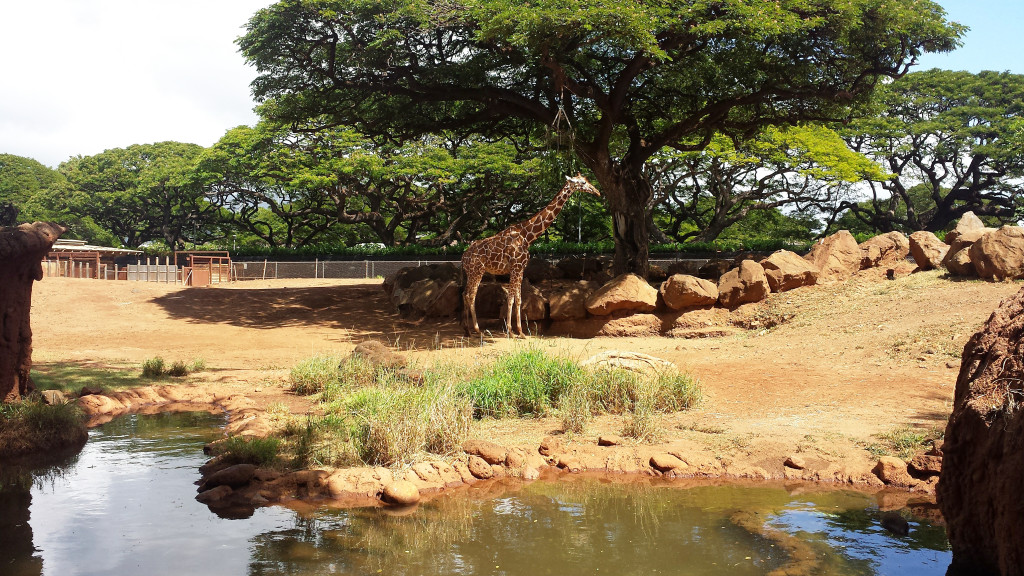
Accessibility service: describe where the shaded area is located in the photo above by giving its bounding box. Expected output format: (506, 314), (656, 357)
(151, 284), (467, 343)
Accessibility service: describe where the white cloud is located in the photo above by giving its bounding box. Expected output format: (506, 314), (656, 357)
(0, 0), (274, 167)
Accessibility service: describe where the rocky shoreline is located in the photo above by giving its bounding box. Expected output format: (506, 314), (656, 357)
(75, 383), (944, 516)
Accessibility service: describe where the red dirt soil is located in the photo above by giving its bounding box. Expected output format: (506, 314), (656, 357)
(29, 270), (1023, 489)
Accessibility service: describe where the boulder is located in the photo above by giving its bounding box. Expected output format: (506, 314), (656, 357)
(759, 250), (819, 292)
(650, 453), (686, 472)
(944, 211), (996, 251)
(584, 274), (658, 316)
(384, 263), (460, 298)
(538, 436), (564, 457)
(520, 279), (548, 321)
(871, 456), (917, 489)
(717, 260), (770, 309)
(659, 274), (719, 310)
(804, 230), (861, 282)
(463, 439), (508, 465)
(784, 455), (806, 470)
(598, 435), (624, 446)
(548, 284), (591, 321)
(909, 231), (949, 270)
(909, 454), (942, 477)
(350, 340), (407, 370)
(647, 264), (668, 282)
(697, 259), (732, 282)
(665, 260), (702, 277)
(969, 225), (1024, 280)
(195, 484), (233, 504)
(407, 279), (461, 317)
(200, 463), (256, 491)
(382, 480), (421, 506)
(937, 286), (1024, 576)
(41, 389), (68, 405)
(525, 258), (562, 282)
(466, 455), (494, 479)
(945, 247), (976, 277)
(556, 256), (603, 279)
(858, 232), (910, 269)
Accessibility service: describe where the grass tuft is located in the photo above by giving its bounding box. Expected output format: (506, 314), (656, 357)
(0, 400), (88, 458)
(219, 435), (281, 466)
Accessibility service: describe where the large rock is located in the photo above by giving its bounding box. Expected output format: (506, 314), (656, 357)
(858, 232), (910, 269)
(937, 287), (1024, 575)
(525, 258), (562, 282)
(759, 250), (819, 292)
(804, 230), (861, 282)
(909, 231), (949, 270)
(659, 274), (718, 310)
(520, 279), (548, 321)
(944, 211), (996, 251)
(717, 260), (770, 309)
(382, 480), (421, 506)
(584, 274), (658, 316)
(969, 225), (1024, 280)
(697, 259), (732, 282)
(350, 340), (407, 370)
(200, 463), (256, 491)
(386, 263), (462, 317)
(556, 256), (603, 279)
(945, 247), (976, 277)
(408, 278), (461, 317)
(548, 284), (591, 320)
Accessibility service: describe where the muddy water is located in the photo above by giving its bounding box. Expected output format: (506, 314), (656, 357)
(0, 413), (951, 575)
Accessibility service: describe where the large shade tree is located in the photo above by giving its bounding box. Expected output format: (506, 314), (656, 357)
(59, 142), (217, 248)
(650, 125), (884, 242)
(239, 0), (962, 275)
(841, 69), (1024, 233)
(197, 119), (548, 248)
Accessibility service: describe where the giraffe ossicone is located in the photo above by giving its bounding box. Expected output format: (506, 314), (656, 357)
(461, 174), (601, 337)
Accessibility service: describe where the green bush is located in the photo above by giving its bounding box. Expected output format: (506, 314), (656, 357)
(558, 382), (592, 434)
(141, 357), (166, 378)
(167, 360), (189, 377)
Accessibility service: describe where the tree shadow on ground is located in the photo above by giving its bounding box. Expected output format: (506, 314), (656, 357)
(149, 283), (494, 347)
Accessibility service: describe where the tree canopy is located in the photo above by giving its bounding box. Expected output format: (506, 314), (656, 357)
(841, 69), (1024, 233)
(239, 0), (963, 274)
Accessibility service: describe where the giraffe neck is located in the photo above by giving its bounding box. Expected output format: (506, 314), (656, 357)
(517, 183), (576, 245)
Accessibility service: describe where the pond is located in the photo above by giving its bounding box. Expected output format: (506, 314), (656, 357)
(0, 412), (951, 575)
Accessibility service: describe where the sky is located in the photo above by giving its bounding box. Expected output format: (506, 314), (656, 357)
(1, 0), (1021, 169)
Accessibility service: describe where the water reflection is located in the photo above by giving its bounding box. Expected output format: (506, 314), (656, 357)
(0, 412), (952, 576)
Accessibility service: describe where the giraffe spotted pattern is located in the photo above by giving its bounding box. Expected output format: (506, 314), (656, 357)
(462, 174), (601, 336)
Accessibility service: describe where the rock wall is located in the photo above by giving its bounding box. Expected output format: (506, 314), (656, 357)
(937, 287), (1024, 576)
(0, 222), (64, 402)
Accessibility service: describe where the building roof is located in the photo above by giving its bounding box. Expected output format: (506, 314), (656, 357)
(50, 239), (142, 257)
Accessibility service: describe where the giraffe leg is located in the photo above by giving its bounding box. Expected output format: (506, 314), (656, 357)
(463, 270), (483, 336)
(510, 272), (526, 338)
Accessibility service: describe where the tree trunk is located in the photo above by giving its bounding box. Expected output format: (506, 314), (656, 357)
(0, 222), (64, 403)
(589, 157), (652, 277)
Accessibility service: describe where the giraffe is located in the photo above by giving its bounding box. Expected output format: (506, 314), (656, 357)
(462, 174), (601, 336)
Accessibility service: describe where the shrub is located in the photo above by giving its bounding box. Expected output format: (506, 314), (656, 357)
(141, 357), (166, 378)
(424, 386), (473, 455)
(220, 435), (280, 466)
(281, 414), (357, 468)
(167, 360), (189, 377)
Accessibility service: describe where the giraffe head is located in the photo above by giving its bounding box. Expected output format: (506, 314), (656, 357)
(565, 173), (601, 197)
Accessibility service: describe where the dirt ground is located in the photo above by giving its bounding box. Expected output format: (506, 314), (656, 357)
(29, 269), (1024, 485)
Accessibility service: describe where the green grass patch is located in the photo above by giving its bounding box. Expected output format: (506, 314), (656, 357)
(31, 362), (148, 394)
(0, 399), (87, 459)
(218, 435), (281, 466)
(462, 348), (585, 418)
(872, 426), (944, 459)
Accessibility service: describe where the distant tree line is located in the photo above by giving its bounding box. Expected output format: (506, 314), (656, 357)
(3, 68), (1022, 255)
